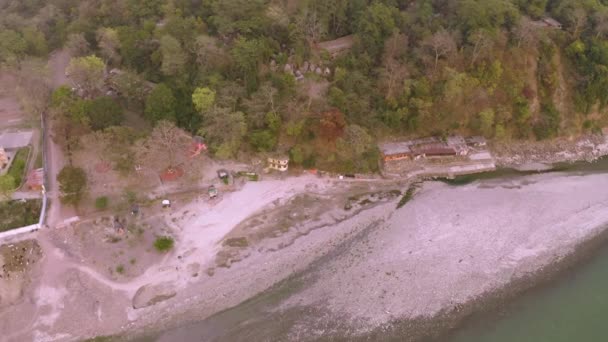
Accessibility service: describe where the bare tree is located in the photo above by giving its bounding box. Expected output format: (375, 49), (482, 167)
(468, 29), (493, 66)
(513, 17), (538, 49)
(135, 121), (192, 172)
(297, 7), (326, 44)
(65, 33), (90, 57)
(423, 29), (457, 70)
(5, 58), (51, 119)
(380, 31), (409, 102)
(194, 35), (227, 71)
(571, 8), (587, 38)
(593, 11), (608, 39)
(96, 28), (121, 66)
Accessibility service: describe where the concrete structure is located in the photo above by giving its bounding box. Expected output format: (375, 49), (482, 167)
(532, 17), (562, 29)
(268, 156), (289, 172)
(0, 131), (33, 150)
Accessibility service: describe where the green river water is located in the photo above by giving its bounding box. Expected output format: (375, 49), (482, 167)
(146, 159), (608, 342)
(448, 239), (608, 342)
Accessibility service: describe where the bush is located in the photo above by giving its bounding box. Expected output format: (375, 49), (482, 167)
(95, 196), (108, 210)
(8, 147), (29, 187)
(154, 236), (174, 252)
(116, 265), (124, 274)
(397, 184), (418, 209)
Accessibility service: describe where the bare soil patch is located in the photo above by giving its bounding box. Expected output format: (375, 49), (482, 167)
(63, 213), (172, 281)
(215, 183), (403, 269)
(0, 240), (42, 308)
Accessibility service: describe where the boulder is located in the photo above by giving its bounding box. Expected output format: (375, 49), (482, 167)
(295, 70), (305, 81)
(132, 282), (177, 309)
(315, 67), (322, 75)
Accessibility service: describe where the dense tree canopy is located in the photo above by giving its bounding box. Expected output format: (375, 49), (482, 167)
(4, 0), (608, 173)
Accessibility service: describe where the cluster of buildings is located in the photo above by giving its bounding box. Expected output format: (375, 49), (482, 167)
(380, 136), (487, 163)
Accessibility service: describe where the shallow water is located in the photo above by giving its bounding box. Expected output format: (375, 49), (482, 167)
(447, 241), (608, 342)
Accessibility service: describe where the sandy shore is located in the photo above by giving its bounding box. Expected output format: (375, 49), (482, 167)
(3, 170), (608, 342)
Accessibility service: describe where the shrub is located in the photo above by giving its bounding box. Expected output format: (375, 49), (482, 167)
(154, 236), (174, 252)
(116, 265), (124, 274)
(95, 196), (108, 210)
(397, 184), (418, 209)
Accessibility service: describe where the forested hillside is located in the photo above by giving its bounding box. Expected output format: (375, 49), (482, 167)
(2, 0), (608, 173)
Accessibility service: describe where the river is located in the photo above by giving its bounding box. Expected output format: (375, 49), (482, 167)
(141, 159), (608, 342)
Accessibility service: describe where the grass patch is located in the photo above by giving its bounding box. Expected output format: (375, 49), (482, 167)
(397, 184), (418, 209)
(0, 199), (42, 232)
(34, 148), (43, 169)
(4, 147), (30, 188)
(116, 265), (125, 274)
(223, 237), (249, 248)
(237, 171), (259, 181)
(95, 196), (109, 210)
(154, 236), (174, 252)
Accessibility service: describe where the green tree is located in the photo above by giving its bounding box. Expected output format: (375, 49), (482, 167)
(192, 87), (216, 113)
(199, 107), (247, 159)
(22, 26), (48, 56)
(159, 34), (187, 76)
(66, 55), (106, 98)
(86, 97), (124, 131)
(478, 108), (496, 137)
(210, 0), (270, 36)
(145, 83), (176, 123)
(457, 0), (519, 34)
(231, 37), (272, 93)
(0, 29), (27, 64)
(57, 166), (87, 205)
(96, 27), (121, 65)
(110, 69), (149, 108)
(250, 130), (277, 152)
(356, 3), (397, 59)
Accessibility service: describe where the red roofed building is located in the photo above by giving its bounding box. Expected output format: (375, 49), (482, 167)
(26, 168), (44, 191)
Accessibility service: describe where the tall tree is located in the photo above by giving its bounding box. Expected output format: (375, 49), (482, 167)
(145, 83), (176, 123)
(159, 34), (187, 76)
(356, 2), (397, 59)
(135, 120), (191, 171)
(423, 29), (457, 70)
(192, 87), (216, 114)
(65, 33), (90, 57)
(231, 37), (271, 93)
(66, 55), (106, 98)
(96, 27), (121, 65)
(198, 107), (247, 159)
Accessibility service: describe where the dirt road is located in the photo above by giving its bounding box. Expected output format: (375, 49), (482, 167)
(45, 50), (76, 227)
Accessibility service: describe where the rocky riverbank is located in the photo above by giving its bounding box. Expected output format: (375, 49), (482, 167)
(491, 134), (608, 168)
(149, 171), (608, 342)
